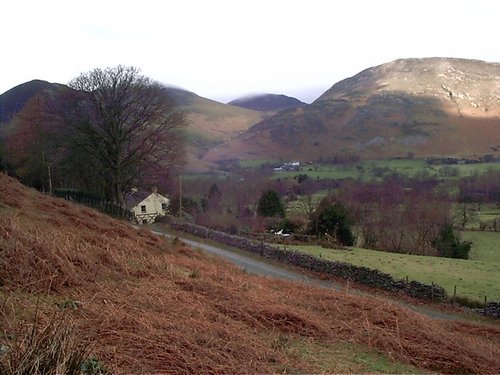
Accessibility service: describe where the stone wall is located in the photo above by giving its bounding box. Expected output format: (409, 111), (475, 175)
(170, 221), (447, 302)
(484, 302), (500, 319)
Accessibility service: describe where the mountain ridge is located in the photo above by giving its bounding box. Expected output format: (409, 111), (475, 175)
(204, 57), (500, 164)
(2, 58), (499, 170)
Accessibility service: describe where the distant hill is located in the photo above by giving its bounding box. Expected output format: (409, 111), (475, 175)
(0, 80), (65, 123)
(163, 88), (265, 171)
(228, 93), (305, 112)
(204, 58), (500, 164)
(0, 81), (265, 172)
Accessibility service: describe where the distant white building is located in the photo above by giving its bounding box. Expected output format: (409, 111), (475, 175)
(274, 161), (300, 172)
(125, 188), (170, 224)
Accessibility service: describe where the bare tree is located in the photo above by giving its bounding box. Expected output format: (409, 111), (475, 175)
(338, 180), (452, 255)
(59, 66), (186, 207)
(4, 96), (63, 193)
(296, 193), (321, 218)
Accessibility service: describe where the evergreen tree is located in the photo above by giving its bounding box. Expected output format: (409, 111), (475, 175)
(432, 223), (472, 259)
(309, 201), (355, 246)
(257, 189), (285, 217)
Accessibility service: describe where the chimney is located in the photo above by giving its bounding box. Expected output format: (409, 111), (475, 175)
(152, 186), (158, 194)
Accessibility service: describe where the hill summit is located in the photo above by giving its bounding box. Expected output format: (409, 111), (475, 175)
(229, 93), (305, 112)
(0, 79), (64, 123)
(204, 57), (500, 164)
(318, 57), (500, 116)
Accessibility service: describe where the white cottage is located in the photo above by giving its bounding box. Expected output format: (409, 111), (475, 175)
(126, 188), (170, 224)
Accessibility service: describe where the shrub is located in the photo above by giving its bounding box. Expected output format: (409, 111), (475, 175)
(257, 189), (285, 218)
(81, 357), (108, 375)
(432, 223), (472, 259)
(309, 201), (355, 246)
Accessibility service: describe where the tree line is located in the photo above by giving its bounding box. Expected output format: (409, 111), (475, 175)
(174, 168), (500, 259)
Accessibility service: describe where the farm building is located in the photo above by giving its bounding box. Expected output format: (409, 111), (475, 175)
(126, 188), (169, 224)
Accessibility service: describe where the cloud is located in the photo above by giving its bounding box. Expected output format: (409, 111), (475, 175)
(1, 0), (499, 101)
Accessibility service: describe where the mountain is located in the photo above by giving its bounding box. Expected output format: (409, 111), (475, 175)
(1, 173), (499, 373)
(204, 58), (500, 164)
(228, 93), (305, 112)
(0, 79), (65, 123)
(0, 81), (265, 172)
(164, 88), (265, 171)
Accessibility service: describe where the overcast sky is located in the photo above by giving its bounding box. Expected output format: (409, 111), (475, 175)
(1, 0), (499, 103)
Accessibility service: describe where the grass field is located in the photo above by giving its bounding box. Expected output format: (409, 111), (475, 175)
(464, 231), (500, 264)
(269, 159), (500, 181)
(285, 231), (500, 303)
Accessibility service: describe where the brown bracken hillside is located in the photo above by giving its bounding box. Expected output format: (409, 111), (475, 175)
(1, 173), (499, 374)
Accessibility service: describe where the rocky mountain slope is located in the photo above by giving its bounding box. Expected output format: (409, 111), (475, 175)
(228, 93), (305, 112)
(204, 58), (500, 163)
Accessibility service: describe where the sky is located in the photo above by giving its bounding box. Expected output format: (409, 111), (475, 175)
(1, 0), (499, 103)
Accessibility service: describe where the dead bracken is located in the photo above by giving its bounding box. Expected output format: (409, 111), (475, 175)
(1, 173), (499, 374)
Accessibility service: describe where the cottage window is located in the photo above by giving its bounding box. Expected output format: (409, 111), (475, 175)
(161, 203), (167, 211)
(141, 205), (146, 213)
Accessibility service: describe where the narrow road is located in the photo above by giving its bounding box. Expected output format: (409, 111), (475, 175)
(172, 235), (340, 289)
(151, 227), (465, 321)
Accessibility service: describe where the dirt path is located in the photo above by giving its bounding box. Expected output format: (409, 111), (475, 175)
(151, 227), (468, 322)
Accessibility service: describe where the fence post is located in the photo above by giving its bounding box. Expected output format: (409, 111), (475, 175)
(484, 296), (487, 315)
(431, 282), (434, 302)
(452, 285), (456, 305)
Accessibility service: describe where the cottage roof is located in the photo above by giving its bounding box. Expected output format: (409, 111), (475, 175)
(125, 190), (153, 209)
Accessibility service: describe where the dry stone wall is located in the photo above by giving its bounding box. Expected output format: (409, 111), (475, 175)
(484, 302), (500, 319)
(170, 222), (447, 302)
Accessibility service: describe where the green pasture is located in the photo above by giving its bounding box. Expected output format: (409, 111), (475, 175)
(449, 162), (500, 176)
(272, 159), (428, 180)
(284, 231), (500, 302)
(463, 231), (500, 264)
(279, 338), (422, 374)
(268, 158), (500, 181)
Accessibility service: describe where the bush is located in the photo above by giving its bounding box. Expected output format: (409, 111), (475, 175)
(432, 223), (472, 259)
(309, 201), (355, 246)
(257, 189), (285, 218)
(81, 357), (108, 375)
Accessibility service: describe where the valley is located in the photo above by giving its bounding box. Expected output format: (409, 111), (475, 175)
(1, 57), (500, 373)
